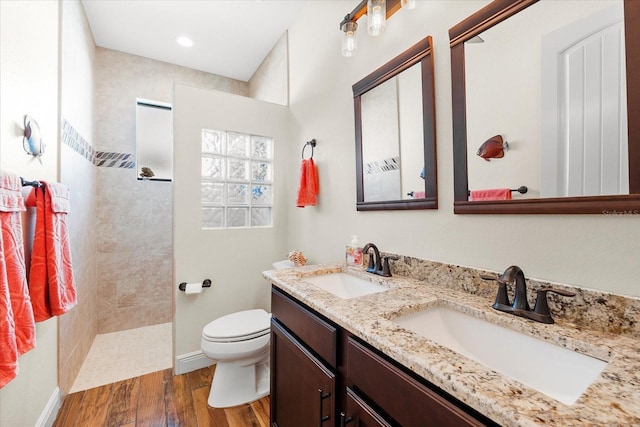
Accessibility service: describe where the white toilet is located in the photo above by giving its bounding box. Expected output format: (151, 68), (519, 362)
(200, 260), (298, 408)
(201, 308), (271, 408)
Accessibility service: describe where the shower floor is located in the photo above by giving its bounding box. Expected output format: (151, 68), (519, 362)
(70, 322), (172, 393)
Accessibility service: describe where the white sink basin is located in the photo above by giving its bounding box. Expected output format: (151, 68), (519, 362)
(304, 273), (388, 299)
(393, 305), (608, 405)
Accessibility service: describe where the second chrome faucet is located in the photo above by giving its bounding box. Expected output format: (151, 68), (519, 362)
(481, 265), (576, 324)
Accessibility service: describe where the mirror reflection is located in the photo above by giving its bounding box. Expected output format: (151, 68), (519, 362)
(464, 0), (627, 201)
(354, 35), (437, 211)
(361, 62), (424, 202)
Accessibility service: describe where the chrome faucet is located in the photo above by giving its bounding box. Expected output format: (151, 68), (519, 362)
(481, 265), (576, 324)
(362, 243), (397, 277)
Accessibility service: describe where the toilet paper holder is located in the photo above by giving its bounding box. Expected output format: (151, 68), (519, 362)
(178, 279), (212, 292)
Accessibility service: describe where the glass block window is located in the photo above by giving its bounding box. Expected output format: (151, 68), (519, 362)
(201, 129), (273, 229)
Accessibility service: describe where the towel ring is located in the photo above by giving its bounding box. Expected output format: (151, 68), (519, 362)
(302, 139), (316, 159)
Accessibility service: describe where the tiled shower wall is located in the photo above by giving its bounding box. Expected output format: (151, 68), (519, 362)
(94, 47), (249, 333)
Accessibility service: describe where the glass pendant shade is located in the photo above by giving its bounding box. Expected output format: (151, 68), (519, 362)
(401, 0), (416, 10)
(367, 0), (386, 36)
(341, 21), (358, 57)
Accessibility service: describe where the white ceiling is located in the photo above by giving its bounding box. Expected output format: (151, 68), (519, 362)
(81, 0), (308, 82)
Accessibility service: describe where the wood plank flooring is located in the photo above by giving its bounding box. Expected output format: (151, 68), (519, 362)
(53, 366), (270, 427)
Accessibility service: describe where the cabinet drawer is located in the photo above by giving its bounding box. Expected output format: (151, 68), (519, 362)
(346, 337), (490, 427)
(271, 287), (337, 368)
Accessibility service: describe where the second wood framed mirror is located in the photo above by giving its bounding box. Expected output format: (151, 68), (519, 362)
(450, 0), (640, 214)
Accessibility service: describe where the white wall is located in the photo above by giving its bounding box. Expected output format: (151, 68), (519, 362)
(173, 85), (292, 356)
(0, 1), (60, 425)
(285, 0), (640, 298)
(249, 31), (289, 106)
(58, 0), (98, 393)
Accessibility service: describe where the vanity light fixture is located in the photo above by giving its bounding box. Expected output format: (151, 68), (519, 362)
(341, 20), (358, 57)
(339, 0), (406, 57)
(175, 35), (194, 47)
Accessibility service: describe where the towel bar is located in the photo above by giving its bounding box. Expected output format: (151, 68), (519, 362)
(20, 177), (43, 188)
(467, 186), (527, 196)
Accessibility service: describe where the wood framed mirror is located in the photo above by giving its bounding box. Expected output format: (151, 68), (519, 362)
(450, 0), (640, 214)
(353, 35), (437, 211)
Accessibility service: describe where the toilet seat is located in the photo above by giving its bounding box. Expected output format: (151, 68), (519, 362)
(203, 309), (270, 343)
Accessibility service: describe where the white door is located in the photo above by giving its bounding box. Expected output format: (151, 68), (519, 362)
(172, 84), (292, 370)
(541, 3), (628, 197)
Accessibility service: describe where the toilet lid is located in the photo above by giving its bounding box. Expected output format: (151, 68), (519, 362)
(203, 309), (271, 342)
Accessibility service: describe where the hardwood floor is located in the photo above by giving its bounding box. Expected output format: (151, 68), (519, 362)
(53, 366), (270, 427)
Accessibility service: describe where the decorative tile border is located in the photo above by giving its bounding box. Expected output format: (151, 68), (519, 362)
(364, 156), (399, 175)
(94, 151), (135, 169)
(62, 119), (94, 163)
(62, 119), (135, 169)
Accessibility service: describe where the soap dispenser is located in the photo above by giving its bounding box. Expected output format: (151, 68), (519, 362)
(345, 235), (363, 266)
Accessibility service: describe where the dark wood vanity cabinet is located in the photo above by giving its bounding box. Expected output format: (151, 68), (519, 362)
(342, 387), (393, 427)
(270, 288), (338, 427)
(344, 337), (492, 427)
(270, 320), (336, 427)
(270, 287), (497, 427)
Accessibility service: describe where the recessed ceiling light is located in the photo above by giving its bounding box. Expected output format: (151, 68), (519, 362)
(175, 35), (194, 48)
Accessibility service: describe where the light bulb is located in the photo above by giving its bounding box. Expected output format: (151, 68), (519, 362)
(367, 0), (386, 36)
(401, 0), (416, 10)
(341, 21), (358, 57)
(342, 30), (357, 57)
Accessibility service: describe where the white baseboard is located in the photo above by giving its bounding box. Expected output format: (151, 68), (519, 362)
(175, 350), (213, 375)
(36, 387), (62, 427)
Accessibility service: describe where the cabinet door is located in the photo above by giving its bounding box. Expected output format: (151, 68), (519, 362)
(271, 319), (336, 427)
(341, 387), (392, 427)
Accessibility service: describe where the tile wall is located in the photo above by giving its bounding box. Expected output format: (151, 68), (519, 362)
(94, 47), (249, 333)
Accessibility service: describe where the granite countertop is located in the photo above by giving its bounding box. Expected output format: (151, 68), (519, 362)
(263, 263), (640, 427)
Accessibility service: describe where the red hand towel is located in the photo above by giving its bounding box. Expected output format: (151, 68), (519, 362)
(25, 185), (49, 320)
(0, 171), (36, 387)
(296, 159), (319, 207)
(26, 182), (76, 321)
(469, 189), (512, 201)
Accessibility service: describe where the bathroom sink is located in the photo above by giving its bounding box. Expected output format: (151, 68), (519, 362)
(393, 305), (608, 405)
(303, 273), (388, 299)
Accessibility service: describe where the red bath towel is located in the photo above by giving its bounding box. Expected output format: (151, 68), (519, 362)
(0, 171), (36, 387)
(469, 189), (512, 201)
(26, 182), (76, 321)
(0, 238), (18, 388)
(296, 159), (319, 207)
